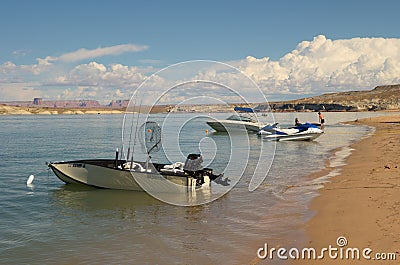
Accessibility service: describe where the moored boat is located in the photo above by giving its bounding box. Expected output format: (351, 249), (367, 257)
(257, 122), (323, 141)
(206, 106), (266, 133)
(48, 154), (222, 192)
(48, 120), (227, 192)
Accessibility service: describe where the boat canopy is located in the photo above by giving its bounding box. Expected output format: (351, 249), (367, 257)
(234, 106), (255, 113)
(295, 122), (319, 129)
(227, 114), (254, 122)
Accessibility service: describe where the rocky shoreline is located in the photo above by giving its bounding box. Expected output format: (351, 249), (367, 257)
(2, 85), (399, 115)
(170, 84), (400, 113)
(0, 105), (125, 115)
(263, 84), (400, 112)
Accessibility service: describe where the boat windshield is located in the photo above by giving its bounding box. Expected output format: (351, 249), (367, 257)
(227, 114), (255, 123)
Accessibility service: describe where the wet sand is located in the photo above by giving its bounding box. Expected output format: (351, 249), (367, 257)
(296, 115), (400, 264)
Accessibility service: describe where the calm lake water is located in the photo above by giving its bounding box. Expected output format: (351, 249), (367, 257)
(0, 111), (396, 264)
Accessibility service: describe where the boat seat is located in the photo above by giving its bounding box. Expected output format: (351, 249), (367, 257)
(123, 162), (150, 172)
(160, 162), (184, 173)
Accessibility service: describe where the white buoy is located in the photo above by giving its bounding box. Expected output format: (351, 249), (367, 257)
(27, 174), (35, 185)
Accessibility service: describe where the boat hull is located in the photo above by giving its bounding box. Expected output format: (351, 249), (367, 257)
(206, 120), (263, 132)
(258, 123), (323, 141)
(49, 160), (210, 192)
(263, 132), (322, 141)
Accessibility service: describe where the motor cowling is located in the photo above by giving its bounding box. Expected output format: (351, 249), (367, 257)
(184, 154), (204, 185)
(183, 154), (203, 172)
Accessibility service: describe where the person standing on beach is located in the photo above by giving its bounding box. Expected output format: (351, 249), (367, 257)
(318, 112), (325, 129)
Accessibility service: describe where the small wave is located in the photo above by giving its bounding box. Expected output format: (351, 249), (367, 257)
(307, 123), (374, 190)
(329, 146), (355, 168)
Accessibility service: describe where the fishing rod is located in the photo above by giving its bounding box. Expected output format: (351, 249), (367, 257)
(126, 90), (139, 163)
(129, 97), (143, 170)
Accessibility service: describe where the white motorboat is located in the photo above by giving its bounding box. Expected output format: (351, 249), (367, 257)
(257, 122), (323, 141)
(48, 154), (223, 192)
(48, 121), (228, 192)
(206, 106), (265, 133)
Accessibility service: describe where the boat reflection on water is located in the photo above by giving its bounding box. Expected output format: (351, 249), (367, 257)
(51, 185), (158, 211)
(50, 182), (214, 214)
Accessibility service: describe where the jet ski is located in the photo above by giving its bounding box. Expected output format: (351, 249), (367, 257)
(257, 122), (323, 141)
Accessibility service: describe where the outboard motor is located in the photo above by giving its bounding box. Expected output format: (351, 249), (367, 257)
(184, 154), (203, 172)
(184, 154), (204, 185)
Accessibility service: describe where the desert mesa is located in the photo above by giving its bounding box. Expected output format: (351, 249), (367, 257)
(1, 84), (399, 115)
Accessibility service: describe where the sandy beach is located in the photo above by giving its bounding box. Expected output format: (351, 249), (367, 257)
(292, 115), (400, 264)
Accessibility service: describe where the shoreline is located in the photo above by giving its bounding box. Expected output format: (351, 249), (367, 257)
(0, 105), (125, 115)
(295, 115), (400, 264)
(1, 104), (399, 115)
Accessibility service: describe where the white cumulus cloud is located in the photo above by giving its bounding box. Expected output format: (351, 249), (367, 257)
(42, 61), (148, 100)
(57, 62), (146, 88)
(2, 36), (400, 102)
(238, 35), (400, 95)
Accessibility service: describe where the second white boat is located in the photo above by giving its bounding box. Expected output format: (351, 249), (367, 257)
(206, 106), (266, 133)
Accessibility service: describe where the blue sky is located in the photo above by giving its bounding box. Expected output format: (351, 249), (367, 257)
(1, 0), (400, 102)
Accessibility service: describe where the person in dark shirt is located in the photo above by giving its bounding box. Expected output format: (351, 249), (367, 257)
(318, 112), (325, 129)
